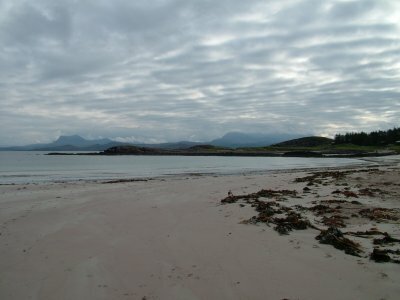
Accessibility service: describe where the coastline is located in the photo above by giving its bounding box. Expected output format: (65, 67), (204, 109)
(0, 158), (399, 299)
(0, 152), (371, 185)
(47, 148), (399, 158)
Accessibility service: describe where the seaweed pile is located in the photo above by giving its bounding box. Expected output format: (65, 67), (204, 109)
(220, 168), (400, 263)
(358, 208), (399, 221)
(222, 189), (312, 235)
(221, 189), (297, 204)
(316, 227), (362, 256)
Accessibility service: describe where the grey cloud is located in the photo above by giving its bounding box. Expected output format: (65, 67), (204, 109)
(0, 0), (399, 145)
(1, 2), (72, 46)
(272, 0), (326, 27)
(328, 0), (378, 20)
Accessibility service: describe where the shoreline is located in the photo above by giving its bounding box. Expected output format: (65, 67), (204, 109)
(0, 162), (369, 186)
(47, 150), (399, 159)
(1, 159), (399, 299)
(1, 155), (377, 186)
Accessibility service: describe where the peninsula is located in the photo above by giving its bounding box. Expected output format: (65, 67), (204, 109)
(48, 136), (399, 158)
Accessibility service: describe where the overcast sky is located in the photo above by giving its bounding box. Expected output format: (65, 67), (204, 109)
(1, 0), (399, 145)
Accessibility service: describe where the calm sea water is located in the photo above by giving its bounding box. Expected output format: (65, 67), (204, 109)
(0, 151), (366, 184)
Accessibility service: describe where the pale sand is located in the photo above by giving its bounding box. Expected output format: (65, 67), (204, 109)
(0, 162), (399, 299)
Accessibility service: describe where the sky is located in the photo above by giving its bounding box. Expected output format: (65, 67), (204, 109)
(1, 0), (399, 145)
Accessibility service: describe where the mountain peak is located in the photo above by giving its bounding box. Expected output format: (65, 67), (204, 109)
(53, 135), (113, 147)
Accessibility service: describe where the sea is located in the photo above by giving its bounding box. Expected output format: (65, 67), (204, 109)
(0, 151), (368, 184)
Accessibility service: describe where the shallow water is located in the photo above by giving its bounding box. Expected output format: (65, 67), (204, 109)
(0, 151), (366, 184)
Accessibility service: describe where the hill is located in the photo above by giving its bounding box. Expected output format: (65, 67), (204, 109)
(272, 136), (333, 148)
(210, 132), (303, 148)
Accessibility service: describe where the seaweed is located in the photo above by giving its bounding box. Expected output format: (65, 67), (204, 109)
(220, 189), (297, 204)
(373, 234), (400, 245)
(331, 190), (358, 198)
(321, 215), (347, 228)
(359, 208), (400, 221)
(316, 227), (362, 256)
(358, 188), (386, 197)
(221, 170), (399, 263)
(271, 212), (310, 235)
(309, 204), (336, 215)
(294, 169), (379, 186)
(342, 191), (358, 198)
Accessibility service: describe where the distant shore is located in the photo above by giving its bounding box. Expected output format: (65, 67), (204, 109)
(47, 144), (398, 158)
(1, 157), (399, 299)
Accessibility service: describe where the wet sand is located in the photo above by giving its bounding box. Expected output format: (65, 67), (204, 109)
(0, 158), (399, 299)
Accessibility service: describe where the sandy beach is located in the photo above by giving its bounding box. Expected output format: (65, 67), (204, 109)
(1, 158), (399, 300)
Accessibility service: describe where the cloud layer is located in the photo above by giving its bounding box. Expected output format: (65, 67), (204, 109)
(1, 0), (399, 145)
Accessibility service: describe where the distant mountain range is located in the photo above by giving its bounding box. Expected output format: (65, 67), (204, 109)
(0, 132), (306, 151)
(0, 135), (123, 151)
